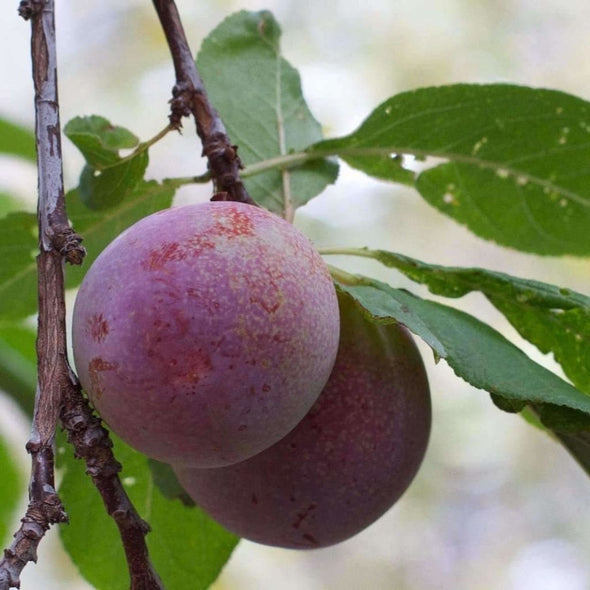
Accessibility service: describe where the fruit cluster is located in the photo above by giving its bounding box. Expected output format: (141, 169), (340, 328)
(72, 201), (431, 549)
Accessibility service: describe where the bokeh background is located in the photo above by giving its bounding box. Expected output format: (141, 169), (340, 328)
(1, 1), (589, 589)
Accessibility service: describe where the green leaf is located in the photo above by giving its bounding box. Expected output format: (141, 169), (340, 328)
(148, 460), (195, 507)
(554, 430), (590, 476)
(522, 405), (590, 476)
(327, 248), (590, 394)
(77, 152), (149, 210)
(65, 116), (149, 210)
(490, 393), (527, 414)
(0, 212), (38, 321)
(64, 116), (140, 169)
(313, 84), (590, 255)
(0, 433), (22, 545)
(491, 302), (589, 396)
(197, 10), (338, 216)
(59, 436), (238, 590)
(0, 322), (37, 415)
(0, 193), (26, 217)
(340, 154), (414, 186)
(537, 403), (590, 433)
(65, 180), (175, 288)
(0, 117), (36, 162)
(333, 276), (590, 418)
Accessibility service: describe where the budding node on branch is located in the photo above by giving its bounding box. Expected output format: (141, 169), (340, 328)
(18, 0), (42, 21)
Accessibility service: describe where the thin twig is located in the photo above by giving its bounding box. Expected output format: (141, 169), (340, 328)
(60, 379), (165, 590)
(151, 0), (257, 205)
(116, 124), (173, 166)
(162, 171), (212, 187)
(1, 2), (164, 589)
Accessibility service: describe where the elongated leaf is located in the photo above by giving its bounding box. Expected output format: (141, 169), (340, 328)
(0, 322), (36, 415)
(340, 154), (414, 186)
(555, 430), (590, 476)
(520, 404), (590, 476)
(59, 436), (238, 590)
(0, 212), (37, 321)
(197, 10), (338, 216)
(334, 277), (590, 420)
(0, 117), (35, 162)
(313, 84), (590, 255)
(537, 403), (590, 433)
(328, 248), (590, 394)
(492, 301), (589, 396)
(65, 116), (149, 210)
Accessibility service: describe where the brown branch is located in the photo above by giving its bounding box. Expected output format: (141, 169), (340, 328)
(151, 0), (257, 205)
(60, 380), (165, 590)
(23, 0), (85, 264)
(0, 2), (78, 587)
(1, 2), (164, 589)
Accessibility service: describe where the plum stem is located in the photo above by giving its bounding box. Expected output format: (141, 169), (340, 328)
(0, 3), (164, 589)
(152, 0), (257, 206)
(116, 124), (175, 166)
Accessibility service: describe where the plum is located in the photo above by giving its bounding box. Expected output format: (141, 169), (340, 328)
(175, 290), (431, 548)
(72, 201), (340, 467)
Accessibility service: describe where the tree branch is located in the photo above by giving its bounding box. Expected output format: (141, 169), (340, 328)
(152, 0), (257, 205)
(60, 379), (165, 590)
(0, 2), (78, 587)
(1, 2), (164, 589)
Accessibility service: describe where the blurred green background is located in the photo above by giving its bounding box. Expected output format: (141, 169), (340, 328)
(1, 1), (589, 589)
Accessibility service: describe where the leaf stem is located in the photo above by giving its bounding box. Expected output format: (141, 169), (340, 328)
(241, 152), (315, 178)
(159, 149), (382, 187)
(320, 247), (374, 258)
(116, 124), (174, 166)
(162, 171), (211, 188)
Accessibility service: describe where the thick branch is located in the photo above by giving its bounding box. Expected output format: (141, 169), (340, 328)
(152, 0), (256, 205)
(0, 2), (76, 586)
(0, 250), (71, 590)
(25, 0), (85, 262)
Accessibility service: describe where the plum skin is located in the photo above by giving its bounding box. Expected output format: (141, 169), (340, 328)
(72, 201), (340, 468)
(175, 290), (431, 549)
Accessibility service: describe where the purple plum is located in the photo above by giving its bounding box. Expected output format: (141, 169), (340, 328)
(72, 202), (340, 467)
(175, 290), (431, 548)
